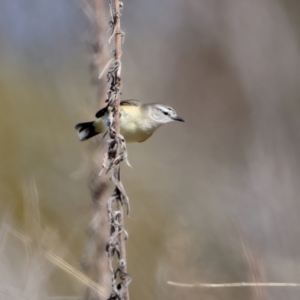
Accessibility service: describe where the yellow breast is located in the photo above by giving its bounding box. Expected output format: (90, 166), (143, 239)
(119, 105), (155, 143)
(95, 105), (157, 143)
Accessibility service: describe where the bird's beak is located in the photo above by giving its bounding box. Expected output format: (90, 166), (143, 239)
(172, 116), (185, 122)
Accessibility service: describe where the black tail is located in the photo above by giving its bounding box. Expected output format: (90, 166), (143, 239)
(75, 121), (99, 141)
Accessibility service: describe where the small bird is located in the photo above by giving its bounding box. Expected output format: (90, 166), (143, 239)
(75, 99), (185, 143)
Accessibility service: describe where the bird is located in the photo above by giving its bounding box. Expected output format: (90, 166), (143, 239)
(75, 99), (185, 143)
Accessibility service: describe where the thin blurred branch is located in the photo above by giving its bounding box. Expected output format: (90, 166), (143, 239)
(167, 281), (300, 288)
(80, 1), (112, 299)
(234, 224), (268, 300)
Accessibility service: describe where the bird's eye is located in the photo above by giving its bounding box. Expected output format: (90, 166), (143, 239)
(163, 111), (168, 116)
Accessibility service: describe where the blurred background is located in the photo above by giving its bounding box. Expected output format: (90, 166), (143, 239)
(1, 0), (300, 299)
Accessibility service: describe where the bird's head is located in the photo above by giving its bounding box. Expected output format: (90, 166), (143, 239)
(150, 104), (185, 124)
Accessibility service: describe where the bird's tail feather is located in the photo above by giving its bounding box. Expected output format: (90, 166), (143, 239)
(75, 121), (99, 141)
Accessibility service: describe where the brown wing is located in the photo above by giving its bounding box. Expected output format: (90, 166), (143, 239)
(95, 99), (140, 118)
(120, 99), (140, 106)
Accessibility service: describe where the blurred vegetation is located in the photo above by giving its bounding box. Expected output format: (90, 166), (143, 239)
(2, 0), (300, 299)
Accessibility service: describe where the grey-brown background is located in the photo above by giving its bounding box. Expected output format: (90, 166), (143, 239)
(1, 0), (300, 299)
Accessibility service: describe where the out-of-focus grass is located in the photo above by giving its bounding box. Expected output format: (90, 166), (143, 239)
(2, 1), (300, 300)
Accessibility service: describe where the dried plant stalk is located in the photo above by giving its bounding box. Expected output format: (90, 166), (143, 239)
(100, 0), (131, 300)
